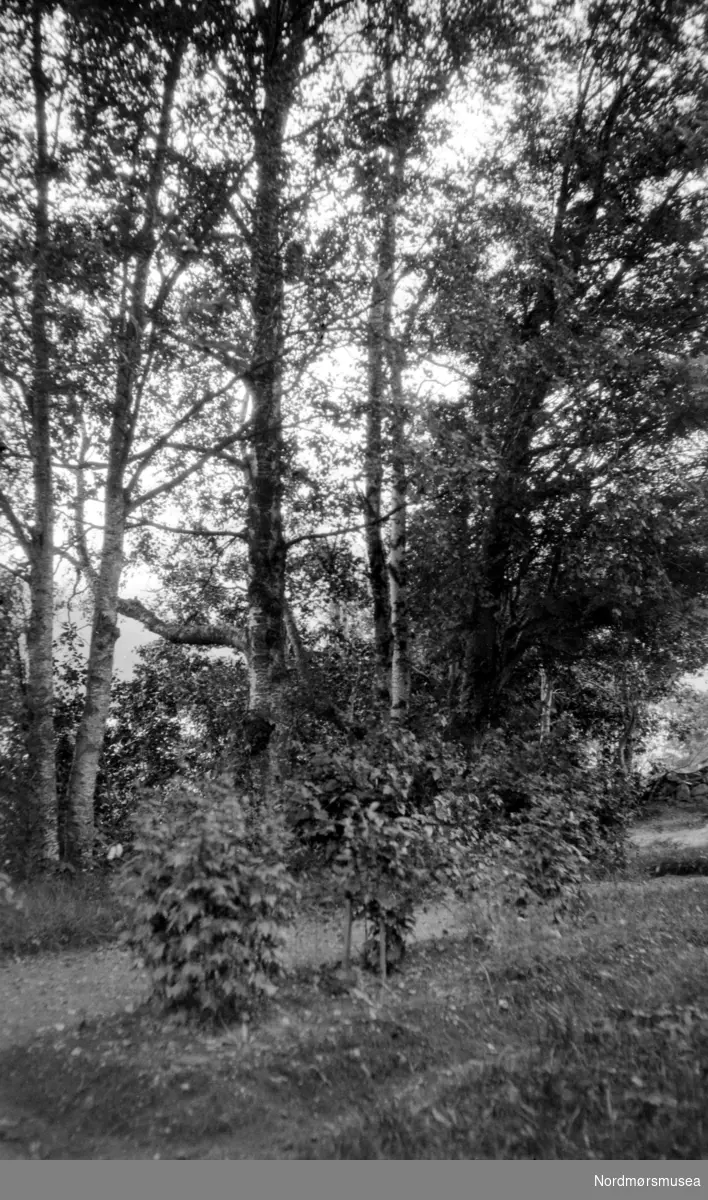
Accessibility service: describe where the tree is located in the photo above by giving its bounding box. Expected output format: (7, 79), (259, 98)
(60, 0), (259, 863)
(0, 0), (76, 867)
(347, 0), (517, 719)
(0, 574), (30, 871)
(420, 0), (708, 732)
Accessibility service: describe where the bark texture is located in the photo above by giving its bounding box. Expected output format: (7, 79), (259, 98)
(64, 44), (185, 864)
(364, 206), (394, 706)
(25, 0), (58, 869)
(242, 1), (313, 802)
(386, 147), (410, 722)
(539, 668), (554, 741)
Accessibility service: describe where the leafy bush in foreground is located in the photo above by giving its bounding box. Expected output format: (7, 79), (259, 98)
(290, 731), (467, 968)
(123, 779), (297, 1021)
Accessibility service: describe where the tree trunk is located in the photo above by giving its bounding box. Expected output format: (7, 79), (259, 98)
(64, 44), (185, 865)
(383, 53), (409, 722)
(64, 490), (126, 863)
(388, 334), (410, 722)
(457, 594), (499, 735)
(242, 4), (311, 806)
(539, 667), (553, 741)
(25, 0), (58, 870)
(364, 211), (393, 706)
(616, 700), (637, 777)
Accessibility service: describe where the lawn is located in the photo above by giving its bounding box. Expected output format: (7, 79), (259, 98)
(0, 864), (706, 1159)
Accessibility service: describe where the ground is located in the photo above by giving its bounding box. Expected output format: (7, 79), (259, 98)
(0, 804), (706, 1159)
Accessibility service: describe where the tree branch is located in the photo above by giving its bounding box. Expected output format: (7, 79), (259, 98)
(116, 596), (247, 653)
(125, 518), (248, 540)
(128, 428), (250, 511)
(285, 501), (406, 549)
(0, 488), (31, 555)
(126, 382), (246, 491)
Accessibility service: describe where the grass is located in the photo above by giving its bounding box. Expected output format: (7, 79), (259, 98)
(0, 870), (706, 1159)
(644, 849), (708, 877)
(0, 871), (123, 959)
(311, 879), (708, 1158)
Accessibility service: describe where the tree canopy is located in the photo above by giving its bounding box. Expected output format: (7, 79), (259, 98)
(0, 0), (707, 871)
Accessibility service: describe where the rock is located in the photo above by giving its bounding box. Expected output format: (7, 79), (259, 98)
(676, 783), (691, 803)
(691, 784), (708, 800)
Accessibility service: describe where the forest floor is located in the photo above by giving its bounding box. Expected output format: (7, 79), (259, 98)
(0, 804), (707, 1159)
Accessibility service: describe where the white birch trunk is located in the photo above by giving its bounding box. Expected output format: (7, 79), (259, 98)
(64, 45), (185, 864)
(539, 668), (554, 742)
(25, 0), (58, 868)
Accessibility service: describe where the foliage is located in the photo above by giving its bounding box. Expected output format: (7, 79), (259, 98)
(0, 870), (23, 915)
(95, 644), (248, 851)
(410, 0), (708, 731)
(0, 871), (123, 960)
(653, 684), (708, 757)
(466, 731), (631, 913)
(0, 581), (29, 872)
(289, 729), (469, 965)
(122, 778), (297, 1020)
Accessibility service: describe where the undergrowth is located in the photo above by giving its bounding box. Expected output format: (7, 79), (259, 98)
(306, 878), (708, 1160)
(0, 871), (122, 959)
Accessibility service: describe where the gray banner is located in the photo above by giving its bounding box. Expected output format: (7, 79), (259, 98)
(1, 1160), (706, 1200)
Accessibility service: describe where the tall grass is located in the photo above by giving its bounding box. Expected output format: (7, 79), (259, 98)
(0, 872), (123, 959)
(307, 876), (708, 1159)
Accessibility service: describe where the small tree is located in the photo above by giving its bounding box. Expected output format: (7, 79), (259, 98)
(291, 730), (466, 976)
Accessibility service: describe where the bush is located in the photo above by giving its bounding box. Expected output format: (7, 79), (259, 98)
(122, 778), (297, 1021)
(289, 730), (467, 967)
(466, 732), (630, 914)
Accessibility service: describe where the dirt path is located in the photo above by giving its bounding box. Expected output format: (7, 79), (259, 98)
(628, 805), (708, 851)
(1, 807), (705, 1059)
(0, 895), (468, 1055)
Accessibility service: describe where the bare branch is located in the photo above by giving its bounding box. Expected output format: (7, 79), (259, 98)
(126, 381), (244, 491)
(116, 595), (247, 653)
(126, 518), (247, 540)
(0, 488), (31, 556)
(285, 501), (406, 549)
(128, 428), (250, 511)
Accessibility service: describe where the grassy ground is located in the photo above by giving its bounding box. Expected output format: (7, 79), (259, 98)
(0, 864), (706, 1159)
(0, 873), (123, 959)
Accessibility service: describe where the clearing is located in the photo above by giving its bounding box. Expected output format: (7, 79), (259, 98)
(0, 807), (706, 1159)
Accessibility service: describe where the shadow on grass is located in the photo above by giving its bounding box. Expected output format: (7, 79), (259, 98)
(1, 870), (707, 1159)
(311, 1002), (708, 1159)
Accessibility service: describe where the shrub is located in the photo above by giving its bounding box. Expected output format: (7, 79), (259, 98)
(122, 778), (297, 1021)
(466, 732), (630, 914)
(290, 731), (467, 967)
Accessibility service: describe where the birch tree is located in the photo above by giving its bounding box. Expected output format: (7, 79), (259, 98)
(353, 0), (506, 720)
(60, 2), (253, 862)
(0, 0), (72, 867)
